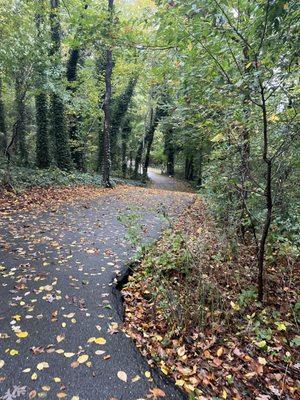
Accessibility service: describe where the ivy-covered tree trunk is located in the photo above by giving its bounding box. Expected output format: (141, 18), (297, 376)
(134, 96), (166, 180)
(121, 116), (131, 178)
(102, 45), (113, 187)
(49, 0), (72, 170)
(164, 126), (175, 176)
(110, 76), (137, 167)
(142, 99), (167, 181)
(35, 10), (50, 169)
(133, 140), (143, 179)
(101, 0), (114, 187)
(142, 108), (155, 181)
(15, 73), (29, 166)
(0, 77), (7, 154)
(36, 93), (50, 168)
(185, 156), (194, 181)
(66, 48), (84, 170)
(96, 53), (107, 173)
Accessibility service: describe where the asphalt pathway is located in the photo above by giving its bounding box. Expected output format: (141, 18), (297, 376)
(147, 169), (193, 193)
(0, 180), (194, 400)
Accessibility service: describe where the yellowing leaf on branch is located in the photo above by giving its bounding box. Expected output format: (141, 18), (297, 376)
(211, 133), (225, 143)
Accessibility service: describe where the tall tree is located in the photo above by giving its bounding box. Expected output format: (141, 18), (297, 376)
(49, 0), (72, 170)
(164, 125), (175, 176)
(101, 0), (114, 187)
(110, 76), (137, 166)
(0, 77), (7, 154)
(120, 116), (131, 178)
(66, 1), (88, 171)
(15, 71), (29, 166)
(35, 6), (50, 169)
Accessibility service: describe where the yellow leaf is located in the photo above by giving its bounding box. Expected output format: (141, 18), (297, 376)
(184, 383), (195, 392)
(217, 347), (224, 357)
(31, 372), (38, 380)
(57, 393), (67, 398)
(53, 377), (61, 383)
(258, 357), (267, 365)
(94, 337), (106, 345)
(71, 397), (80, 400)
(160, 366), (168, 375)
(177, 346), (185, 357)
(175, 379), (185, 387)
(145, 371), (151, 378)
(37, 362), (49, 371)
(77, 354), (89, 364)
(64, 352), (75, 358)
(277, 322), (286, 331)
(269, 113), (279, 122)
(16, 331), (28, 338)
(230, 301), (240, 311)
(211, 133), (225, 143)
(117, 371), (127, 382)
(132, 375), (140, 382)
(56, 334), (65, 343)
(10, 349), (19, 356)
(255, 340), (266, 348)
(222, 389), (228, 399)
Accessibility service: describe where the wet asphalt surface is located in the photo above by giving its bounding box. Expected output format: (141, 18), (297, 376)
(0, 177), (193, 400)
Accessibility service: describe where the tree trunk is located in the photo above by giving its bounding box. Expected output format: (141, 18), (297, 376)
(121, 117), (131, 178)
(142, 108), (155, 181)
(49, 0), (72, 170)
(35, 9), (50, 169)
(36, 92), (50, 168)
(101, 0), (114, 187)
(133, 140), (143, 179)
(0, 77), (7, 154)
(15, 74), (29, 166)
(164, 126), (175, 176)
(67, 48), (84, 170)
(185, 156), (194, 180)
(110, 76), (137, 167)
(257, 82), (273, 302)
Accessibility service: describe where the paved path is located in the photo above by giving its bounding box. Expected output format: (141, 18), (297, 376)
(147, 168), (193, 192)
(0, 185), (193, 400)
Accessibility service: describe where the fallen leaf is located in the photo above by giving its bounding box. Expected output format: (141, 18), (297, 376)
(77, 354), (89, 364)
(94, 337), (106, 345)
(37, 362), (49, 371)
(16, 331), (29, 338)
(117, 371), (127, 382)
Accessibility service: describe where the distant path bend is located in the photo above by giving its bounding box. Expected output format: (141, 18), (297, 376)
(147, 167), (193, 192)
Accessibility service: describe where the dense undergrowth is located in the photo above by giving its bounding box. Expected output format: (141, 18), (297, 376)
(122, 198), (299, 399)
(0, 164), (145, 192)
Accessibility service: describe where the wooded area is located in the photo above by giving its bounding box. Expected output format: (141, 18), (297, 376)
(0, 1), (299, 399)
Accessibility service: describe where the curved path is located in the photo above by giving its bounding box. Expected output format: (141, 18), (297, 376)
(147, 168), (193, 193)
(0, 184), (193, 400)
